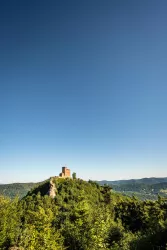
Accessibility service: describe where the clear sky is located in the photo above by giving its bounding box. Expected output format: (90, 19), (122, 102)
(0, 0), (167, 183)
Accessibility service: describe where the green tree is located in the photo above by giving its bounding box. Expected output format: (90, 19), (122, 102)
(72, 172), (77, 179)
(0, 196), (21, 249)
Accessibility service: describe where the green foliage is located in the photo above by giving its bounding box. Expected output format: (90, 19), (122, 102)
(0, 196), (21, 249)
(1, 179), (167, 249)
(72, 172), (77, 179)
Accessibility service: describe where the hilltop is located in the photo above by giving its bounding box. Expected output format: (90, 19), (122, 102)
(1, 176), (167, 200)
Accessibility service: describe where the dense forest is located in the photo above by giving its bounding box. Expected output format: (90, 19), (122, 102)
(0, 178), (167, 249)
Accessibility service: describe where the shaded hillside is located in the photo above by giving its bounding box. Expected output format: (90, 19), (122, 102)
(26, 179), (50, 197)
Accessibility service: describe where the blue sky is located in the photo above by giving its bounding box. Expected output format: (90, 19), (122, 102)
(0, 0), (167, 183)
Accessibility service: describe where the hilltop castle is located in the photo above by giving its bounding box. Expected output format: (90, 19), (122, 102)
(48, 166), (71, 198)
(59, 166), (71, 178)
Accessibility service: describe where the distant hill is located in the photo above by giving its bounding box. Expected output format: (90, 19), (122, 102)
(97, 177), (167, 200)
(0, 182), (39, 199)
(1, 177), (167, 200)
(98, 177), (167, 186)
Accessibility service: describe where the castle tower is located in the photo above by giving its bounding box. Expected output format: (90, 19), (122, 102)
(59, 166), (71, 178)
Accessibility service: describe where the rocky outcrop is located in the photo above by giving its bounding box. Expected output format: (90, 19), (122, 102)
(48, 178), (57, 198)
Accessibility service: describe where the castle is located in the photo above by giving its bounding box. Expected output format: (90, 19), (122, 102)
(48, 166), (73, 198)
(59, 166), (71, 178)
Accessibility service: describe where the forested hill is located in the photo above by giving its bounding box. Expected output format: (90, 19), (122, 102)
(1, 177), (167, 199)
(97, 177), (167, 200)
(1, 177), (167, 249)
(98, 177), (167, 186)
(0, 182), (40, 199)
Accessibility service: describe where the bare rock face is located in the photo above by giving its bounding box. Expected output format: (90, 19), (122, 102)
(48, 177), (57, 198)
